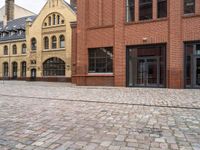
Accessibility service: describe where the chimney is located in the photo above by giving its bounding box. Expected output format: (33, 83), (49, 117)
(70, 0), (77, 8)
(5, 0), (15, 21)
(3, 15), (7, 27)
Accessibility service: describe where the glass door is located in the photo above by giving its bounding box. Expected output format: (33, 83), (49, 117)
(146, 58), (159, 86)
(135, 57), (159, 87)
(194, 57), (200, 87)
(136, 59), (145, 86)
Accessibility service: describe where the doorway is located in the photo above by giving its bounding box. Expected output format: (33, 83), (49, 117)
(194, 56), (200, 87)
(185, 43), (200, 88)
(12, 62), (18, 79)
(31, 69), (36, 81)
(127, 44), (166, 87)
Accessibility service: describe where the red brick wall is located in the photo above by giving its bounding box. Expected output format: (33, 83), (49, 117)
(72, 0), (200, 88)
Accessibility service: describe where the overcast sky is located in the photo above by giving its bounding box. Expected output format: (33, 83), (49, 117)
(0, 0), (70, 14)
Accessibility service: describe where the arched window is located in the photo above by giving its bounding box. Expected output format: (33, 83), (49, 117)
(44, 37), (49, 49)
(53, 14), (56, 25)
(43, 57), (65, 76)
(52, 36), (57, 49)
(3, 62), (8, 77)
(4, 46), (8, 55)
(12, 45), (17, 55)
(22, 44), (26, 54)
(31, 38), (37, 51)
(21, 61), (26, 77)
(59, 35), (65, 48)
(12, 62), (18, 79)
(48, 16), (51, 26)
(57, 15), (60, 24)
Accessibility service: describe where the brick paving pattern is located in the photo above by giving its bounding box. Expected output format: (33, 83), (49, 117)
(0, 81), (199, 150)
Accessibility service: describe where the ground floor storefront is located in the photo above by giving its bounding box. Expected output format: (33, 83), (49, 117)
(72, 42), (200, 89)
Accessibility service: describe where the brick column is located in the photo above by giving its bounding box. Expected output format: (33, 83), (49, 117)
(196, 0), (200, 14)
(135, 0), (139, 21)
(153, 0), (157, 20)
(76, 0), (87, 85)
(114, 0), (126, 86)
(168, 0), (184, 88)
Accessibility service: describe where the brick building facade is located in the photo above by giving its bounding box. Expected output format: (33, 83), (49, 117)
(71, 0), (200, 88)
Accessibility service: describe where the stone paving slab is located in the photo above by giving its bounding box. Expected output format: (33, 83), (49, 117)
(0, 96), (199, 150)
(0, 81), (199, 150)
(0, 81), (200, 108)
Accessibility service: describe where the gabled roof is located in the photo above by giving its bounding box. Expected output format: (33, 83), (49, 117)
(0, 15), (37, 42)
(64, 1), (77, 12)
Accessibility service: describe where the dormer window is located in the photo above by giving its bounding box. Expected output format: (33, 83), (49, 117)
(19, 30), (23, 35)
(10, 31), (15, 36)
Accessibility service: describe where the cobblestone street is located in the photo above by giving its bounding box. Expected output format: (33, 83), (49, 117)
(0, 81), (200, 150)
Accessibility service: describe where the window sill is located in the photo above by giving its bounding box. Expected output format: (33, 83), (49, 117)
(87, 73), (114, 77)
(42, 24), (66, 29)
(42, 48), (65, 52)
(182, 13), (200, 18)
(30, 51), (36, 53)
(125, 18), (168, 25)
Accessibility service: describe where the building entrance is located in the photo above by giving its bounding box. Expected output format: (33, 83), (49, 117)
(127, 45), (166, 87)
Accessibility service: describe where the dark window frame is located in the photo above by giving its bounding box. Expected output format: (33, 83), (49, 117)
(43, 57), (65, 76)
(31, 38), (37, 51)
(126, 0), (135, 22)
(3, 62), (8, 77)
(59, 35), (65, 48)
(48, 16), (52, 26)
(139, 0), (153, 21)
(12, 45), (17, 55)
(44, 37), (49, 49)
(21, 61), (26, 77)
(157, 0), (167, 18)
(4, 46), (8, 55)
(88, 47), (113, 73)
(184, 0), (195, 14)
(53, 14), (56, 25)
(52, 36), (57, 49)
(22, 44), (26, 54)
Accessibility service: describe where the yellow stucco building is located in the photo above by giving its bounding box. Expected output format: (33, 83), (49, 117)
(0, 0), (76, 82)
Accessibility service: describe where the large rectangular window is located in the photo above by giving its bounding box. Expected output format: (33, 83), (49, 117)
(185, 43), (200, 88)
(126, 0), (135, 22)
(89, 47), (113, 73)
(184, 0), (195, 14)
(157, 0), (167, 18)
(139, 0), (152, 20)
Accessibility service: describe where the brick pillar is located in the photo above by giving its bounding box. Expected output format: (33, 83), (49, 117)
(153, 0), (157, 20)
(114, 0), (126, 86)
(76, 0), (87, 85)
(70, 22), (77, 84)
(196, 0), (200, 14)
(135, 0), (139, 21)
(5, 0), (14, 21)
(168, 0), (184, 88)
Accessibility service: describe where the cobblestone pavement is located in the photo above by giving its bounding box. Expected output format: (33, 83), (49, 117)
(0, 81), (199, 150)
